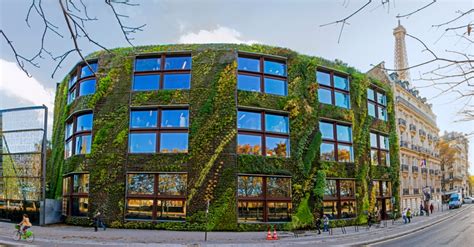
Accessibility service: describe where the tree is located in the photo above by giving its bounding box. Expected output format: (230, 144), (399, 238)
(437, 139), (457, 191)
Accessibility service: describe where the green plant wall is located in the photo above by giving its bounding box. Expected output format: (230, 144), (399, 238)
(49, 43), (399, 231)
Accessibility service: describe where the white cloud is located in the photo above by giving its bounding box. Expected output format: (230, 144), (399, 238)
(178, 26), (259, 44)
(0, 59), (54, 112)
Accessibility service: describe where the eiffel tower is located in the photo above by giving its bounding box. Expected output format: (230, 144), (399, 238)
(393, 20), (411, 82)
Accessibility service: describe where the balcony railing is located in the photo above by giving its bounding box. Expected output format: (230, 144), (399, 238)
(421, 168), (428, 174)
(414, 188), (420, 194)
(403, 189), (410, 195)
(400, 140), (409, 148)
(409, 124), (417, 132)
(398, 118), (407, 126)
(419, 129), (427, 137)
(429, 169), (435, 175)
(412, 166), (419, 173)
(401, 164), (409, 172)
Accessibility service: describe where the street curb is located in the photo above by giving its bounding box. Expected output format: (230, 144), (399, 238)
(351, 204), (472, 246)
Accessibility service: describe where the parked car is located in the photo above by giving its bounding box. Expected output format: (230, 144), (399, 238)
(449, 193), (462, 209)
(464, 196), (473, 204)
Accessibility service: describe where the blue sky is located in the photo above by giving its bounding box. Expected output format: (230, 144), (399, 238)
(1, 0), (472, 173)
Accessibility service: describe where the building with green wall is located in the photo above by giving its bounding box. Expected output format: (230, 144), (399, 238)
(50, 44), (400, 230)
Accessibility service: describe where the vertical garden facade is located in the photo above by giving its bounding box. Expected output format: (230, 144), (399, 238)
(50, 44), (400, 230)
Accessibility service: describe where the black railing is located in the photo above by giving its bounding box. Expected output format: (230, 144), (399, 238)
(412, 166), (419, 173)
(413, 188), (420, 194)
(401, 164), (409, 171)
(403, 189), (410, 195)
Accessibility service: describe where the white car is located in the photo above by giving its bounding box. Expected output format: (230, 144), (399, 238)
(464, 197), (473, 204)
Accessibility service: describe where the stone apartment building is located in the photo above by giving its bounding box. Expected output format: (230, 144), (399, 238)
(441, 132), (470, 198)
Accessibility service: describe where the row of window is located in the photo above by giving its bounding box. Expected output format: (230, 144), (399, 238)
(67, 62), (98, 104)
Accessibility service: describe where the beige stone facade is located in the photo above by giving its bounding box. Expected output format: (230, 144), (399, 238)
(441, 132), (470, 198)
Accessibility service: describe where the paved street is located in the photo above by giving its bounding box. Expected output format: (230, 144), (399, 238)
(0, 204), (471, 246)
(373, 205), (474, 247)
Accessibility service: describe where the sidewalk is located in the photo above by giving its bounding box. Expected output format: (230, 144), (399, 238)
(0, 204), (470, 246)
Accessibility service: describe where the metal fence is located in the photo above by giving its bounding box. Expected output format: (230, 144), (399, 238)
(0, 106), (47, 225)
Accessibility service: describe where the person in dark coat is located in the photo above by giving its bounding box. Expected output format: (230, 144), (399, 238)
(430, 204), (434, 214)
(315, 217), (322, 234)
(93, 211), (106, 232)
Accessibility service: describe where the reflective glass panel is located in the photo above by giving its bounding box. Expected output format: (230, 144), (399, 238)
(382, 181), (391, 196)
(161, 109), (189, 128)
(80, 63), (97, 78)
(67, 89), (76, 104)
(75, 134), (91, 154)
(324, 180), (337, 197)
(133, 74), (160, 91)
(65, 122), (73, 139)
(125, 199), (153, 220)
(62, 177), (71, 196)
(158, 174), (187, 196)
(73, 174), (89, 193)
(163, 74), (191, 89)
(336, 125), (352, 142)
(266, 136), (289, 157)
(317, 71), (331, 86)
(135, 57), (161, 71)
(68, 74), (77, 89)
(340, 180), (355, 197)
(319, 122), (334, 140)
(378, 107), (388, 121)
(377, 92), (387, 105)
(380, 151), (389, 166)
(334, 75), (349, 90)
(237, 134), (262, 155)
(267, 202), (292, 222)
(340, 201), (356, 219)
(371, 150), (379, 166)
(238, 57), (260, 72)
(238, 176), (263, 197)
(71, 197), (88, 216)
(238, 201), (264, 222)
(237, 111), (261, 130)
(373, 181), (381, 197)
(264, 60), (286, 76)
(129, 133), (156, 153)
(237, 74), (260, 92)
(65, 141), (72, 158)
(368, 102), (376, 117)
(267, 177), (291, 198)
(127, 174), (154, 195)
(379, 135), (389, 150)
(62, 198), (69, 216)
(160, 133), (188, 153)
(320, 143), (335, 161)
(79, 79), (96, 96)
(76, 113), (93, 132)
(323, 201), (338, 219)
(367, 88), (375, 101)
(338, 144), (353, 162)
(156, 200), (186, 220)
(335, 92), (350, 109)
(164, 56), (191, 70)
(130, 110), (158, 128)
(265, 114), (289, 133)
(264, 77), (287, 96)
(318, 88), (332, 104)
(370, 133), (378, 148)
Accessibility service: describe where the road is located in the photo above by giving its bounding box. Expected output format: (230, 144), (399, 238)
(373, 205), (474, 247)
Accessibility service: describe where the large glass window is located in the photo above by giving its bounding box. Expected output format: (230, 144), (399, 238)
(62, 173), (89, 217)
(133, 55), (191, 91)
(129, 108), (189, 154)
(319, 121), (353, 162)
(67, 61), (98, 104)
(370, 132), (390, 166)
(317, 69), (350, 109)
(373, 180), (392, 220)
(367, 88), (388, 121)
(238, 175), (291, 222)
(65, 112), (93, 158)
(237, 110), (290, 157)
(237, 55), (287, 96)
(323, 179), (356, 219)
(125, 173), (187, 221)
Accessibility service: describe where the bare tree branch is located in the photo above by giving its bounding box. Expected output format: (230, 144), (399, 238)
(105, 0), (146, 46)
(396, 0), (437, 18)
(433, 9), (474, 28)
(0, 30), (39, 77)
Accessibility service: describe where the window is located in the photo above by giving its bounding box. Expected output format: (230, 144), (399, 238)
(125, 173), (187, 221)
(367, 88), (387, 121)
(133, 55), (191, 91)
(67, 62), (98, 104)
(129, 108), (189, 153)
(317, 70), (350, 109)
(237, 175), (291, 222)
(64, 112), (93, 158)
(372, 180), (392, 220)
(237, 110), (290, 157)
(237, 55), (287, 96)
(319, 121), (353, 162)
(370, 132), (390, 166)
(323, 179), (356, 219)
(62, 173), (89, 217)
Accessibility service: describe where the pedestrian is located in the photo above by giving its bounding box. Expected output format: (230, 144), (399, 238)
(430, 204), (434, 214)
(315, 217), (322, 234)
(407, 208), (412, 223)
(93, 211), (106, 232)
(323, 214), (329, 232)
(402, 208), (407, 224)
(368, 212), (373, 227)
(420, 203), (424, 216)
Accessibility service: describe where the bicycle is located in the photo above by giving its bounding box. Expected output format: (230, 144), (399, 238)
(12, 225), (35, 243)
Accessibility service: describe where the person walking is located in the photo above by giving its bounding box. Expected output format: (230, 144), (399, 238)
(323, 215), (329, 232)
(315, 217), (322, 234)
(93, 211), (106, 232)
(402, 208), (407, 224)
(407, 208), (412, 223)
(430, 204), (434, 214)
(420, 203), (424, 216)
(368, 211), (373, 228)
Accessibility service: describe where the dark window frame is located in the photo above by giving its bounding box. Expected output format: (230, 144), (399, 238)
(65, 111), (93, 158)
(62, 173), (89, 217)
(323, 178), (356, 219)
(133, 54), (192, 91)
(237, 54), (288, 96)
(372, 180), (392, 220)
(237, 109), (290, 157)
(237, 174), (292, 222)
(128, 107), (189, 154)
(125, 172), (187, 221)
(317, 69), (351, 109)
(319, 120), (353, 162)
(367, 87), (387, 121)
(67, 61), (98, 104)
(370, 132), (390, 166)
